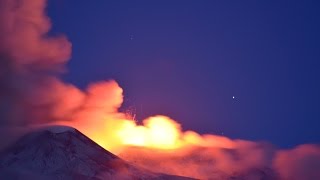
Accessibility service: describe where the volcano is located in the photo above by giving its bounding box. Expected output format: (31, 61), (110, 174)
(0, 126), (193, 180)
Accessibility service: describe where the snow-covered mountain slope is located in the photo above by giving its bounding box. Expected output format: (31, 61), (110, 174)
(0, 126), (194, 180)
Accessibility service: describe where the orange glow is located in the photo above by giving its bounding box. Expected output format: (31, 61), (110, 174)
(66, 114), (236, 153)
(54, 80), (235, 153)
(117, 116), (182, 149)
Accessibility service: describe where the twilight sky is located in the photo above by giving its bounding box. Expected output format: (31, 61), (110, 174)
(47, 1), (320, 147)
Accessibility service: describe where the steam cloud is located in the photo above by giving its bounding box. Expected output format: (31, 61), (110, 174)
(0, 0), (319, 179)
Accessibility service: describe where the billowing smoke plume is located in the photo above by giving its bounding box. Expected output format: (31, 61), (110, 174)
(119, 141), (320, 179)
(0, 0), (121, 126)
(0, 0), (126, 153)
(274, 144), (320, 180)
(0, 0), (320, 179)
(0, 0), (72, 124)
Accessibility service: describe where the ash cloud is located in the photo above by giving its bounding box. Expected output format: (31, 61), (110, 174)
(0, 0), (122, 126)
(0, 0), (71, 124)
(274, 144), (320, 180)
(0, 0), (319, 179)
(119, 143), (320, 179)
(0, 0), (123, 152)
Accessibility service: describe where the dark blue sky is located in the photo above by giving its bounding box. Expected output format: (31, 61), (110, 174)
(48, 1), (320, 148)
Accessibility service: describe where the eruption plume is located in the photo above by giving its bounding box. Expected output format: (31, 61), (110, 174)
(0, 0), (319, 179)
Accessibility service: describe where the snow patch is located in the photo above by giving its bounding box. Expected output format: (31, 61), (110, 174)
(31, 125), (76, 134)
(45, 125), (76, 133)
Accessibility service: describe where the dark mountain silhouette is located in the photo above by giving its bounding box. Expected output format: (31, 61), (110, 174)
(0, 126), (194, 180)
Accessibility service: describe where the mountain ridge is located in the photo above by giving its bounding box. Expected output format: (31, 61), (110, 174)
(0, 126), (194, 180)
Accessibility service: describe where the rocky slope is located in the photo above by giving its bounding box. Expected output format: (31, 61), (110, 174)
(0, 126), (193, 180)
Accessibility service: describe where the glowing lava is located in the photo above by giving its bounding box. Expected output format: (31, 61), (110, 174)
(117, 116), (182, 149)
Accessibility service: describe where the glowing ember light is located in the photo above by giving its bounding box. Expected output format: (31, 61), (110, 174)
(55, 81), (235, 153)
(118, 121), (148, 146)
(117, 116), (182, 149)
(145, 116), (181, 148)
